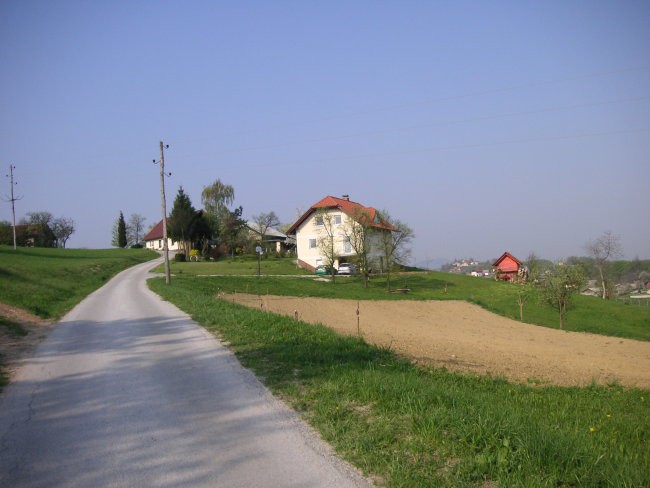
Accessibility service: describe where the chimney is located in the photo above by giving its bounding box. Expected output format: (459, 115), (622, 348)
(342, 194), (350, 201)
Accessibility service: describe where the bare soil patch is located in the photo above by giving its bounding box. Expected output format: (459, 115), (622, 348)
(226, 294), (650, 388)
(0, 302), (54, 381)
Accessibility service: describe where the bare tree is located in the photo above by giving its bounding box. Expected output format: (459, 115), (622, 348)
(376, 210), (414, 290)
(539, 263), (585, 329)
(51, 217), (75, 248)
(585, 231), (623, 299)
(127, 213), (146, 247)
(342, 207), (376, 288)
(315, 209), (339, 281)
(251, 211), (280, 249)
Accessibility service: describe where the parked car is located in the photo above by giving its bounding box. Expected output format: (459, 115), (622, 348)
(337, 262), (356, 275)
(315, 264), (336, 276)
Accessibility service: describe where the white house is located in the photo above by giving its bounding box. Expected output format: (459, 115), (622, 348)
(286, 195), (395, 271)
(245, 221), (295, 254)
(143, 219), (180, 252)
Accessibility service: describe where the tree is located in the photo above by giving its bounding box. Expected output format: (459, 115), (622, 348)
(201, 179), (235, 239)
(539, 263), (585, 330)
(376, 210), (414, 290)
(24, 211), (56, 247)
(221, 206), (248, 258)
(115, 211), (127, 248)
(127, 213), (146, 247)
(585, 231), (623, 299)
(315, 209), (339, 281)
(51, 217), (75, 248)
(342, 207), (376, 288)
(251, 211), (280, 249)
(168, 187), (197, 256)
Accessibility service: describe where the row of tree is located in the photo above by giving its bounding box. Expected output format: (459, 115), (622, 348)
(111, 212), (147, 248)
(0, 212), (75, 248)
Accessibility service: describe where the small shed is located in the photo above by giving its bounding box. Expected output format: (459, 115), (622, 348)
(492, 252), (523, 282)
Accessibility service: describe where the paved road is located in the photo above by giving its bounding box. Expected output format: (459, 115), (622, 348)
(0, 259), (371, 488)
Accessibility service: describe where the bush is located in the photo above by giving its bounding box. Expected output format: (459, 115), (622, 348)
(130, 243), (144, 249)
(174, 253), (186, 262)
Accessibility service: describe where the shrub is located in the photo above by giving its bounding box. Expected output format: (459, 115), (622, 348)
(174, 253), (186, 262)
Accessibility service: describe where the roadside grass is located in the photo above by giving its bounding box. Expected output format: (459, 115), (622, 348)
(0, 246), (158, 319)
(149, 276), (650, 487)
(172, 272), (650, 341)
(152, 255), (311, 276)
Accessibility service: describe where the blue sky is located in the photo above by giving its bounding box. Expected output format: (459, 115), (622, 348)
(1, 1), (649, 265)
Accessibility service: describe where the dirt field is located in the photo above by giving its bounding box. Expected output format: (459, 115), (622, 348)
(226, 294), (650, 389)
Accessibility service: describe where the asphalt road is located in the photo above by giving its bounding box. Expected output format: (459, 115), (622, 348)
(0, 259), (371, 488)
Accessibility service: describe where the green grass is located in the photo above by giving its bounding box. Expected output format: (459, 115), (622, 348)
(149, 276), (650, 487)
(165, 271), (650, 341)
(152, 255), (311, 276)
(0, 246), (158, 319)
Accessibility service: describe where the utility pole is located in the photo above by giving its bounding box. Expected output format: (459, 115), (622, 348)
(4, 165), (22, 250)
(154, 142), (171, 284)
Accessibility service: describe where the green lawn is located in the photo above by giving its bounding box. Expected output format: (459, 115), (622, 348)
(165, 271), (650, 341)
(0, 246), (158, 319)
(149, 276), (650, 487)
(152, 255), (311, 276)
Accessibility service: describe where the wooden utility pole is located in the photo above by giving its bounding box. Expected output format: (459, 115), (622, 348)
(4, 165), (21, 250)
(159, 142), (171, 284)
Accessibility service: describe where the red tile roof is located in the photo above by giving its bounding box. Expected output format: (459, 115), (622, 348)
(144, 219), (167, 241)
(492, 251), (522, 269)
(287, 196), (396, 234)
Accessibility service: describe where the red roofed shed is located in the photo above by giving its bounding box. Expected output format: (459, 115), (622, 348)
(492, 252), (522, 282)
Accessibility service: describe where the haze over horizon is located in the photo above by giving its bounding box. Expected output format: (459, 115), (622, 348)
(2, 2), (649, 264)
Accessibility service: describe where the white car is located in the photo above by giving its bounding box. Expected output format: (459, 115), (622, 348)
(337, 263), (356, 275)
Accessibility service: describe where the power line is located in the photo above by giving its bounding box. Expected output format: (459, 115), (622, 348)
(200, 95), (650, 157)
(169, 65), (650, 146)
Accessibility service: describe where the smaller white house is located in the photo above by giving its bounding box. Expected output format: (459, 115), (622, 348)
(246, 221), (295, 254)
(144, 219), (180, 252)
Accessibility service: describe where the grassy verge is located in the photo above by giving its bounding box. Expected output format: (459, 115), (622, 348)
(163, 272), (650, 341)
(149, 276), (650, 487)
(0, 246), (158, 319)
(0, 316), (28, 389)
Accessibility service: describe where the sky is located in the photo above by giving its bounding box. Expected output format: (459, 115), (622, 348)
(1, 1), (649, 267)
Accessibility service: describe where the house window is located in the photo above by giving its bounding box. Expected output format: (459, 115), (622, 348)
(333, 214), (342, 225)
(309, 238), (317, 249)
(344, 238), (352, 253)
(158, 239), (162, 247)
(314, 216), (324, 226)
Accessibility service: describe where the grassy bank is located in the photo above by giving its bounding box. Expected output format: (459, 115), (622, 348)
(160, 272), (650, 341)
(149, 276), (649, 487)
(0, 246), (158, 319)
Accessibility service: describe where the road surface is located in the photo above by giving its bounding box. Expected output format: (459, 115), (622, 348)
(0, 259), (371, 488)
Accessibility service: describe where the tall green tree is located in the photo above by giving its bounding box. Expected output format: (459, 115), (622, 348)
(115, 211), (127, 248)
(168, 187), (196, 256)
(201, 179), (235, 241)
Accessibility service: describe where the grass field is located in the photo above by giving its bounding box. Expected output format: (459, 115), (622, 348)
(157, 260), (650, 341)
(149, 276), (650, 487)
(0, 246), (158, 319)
